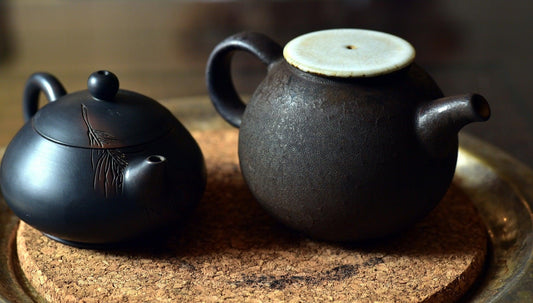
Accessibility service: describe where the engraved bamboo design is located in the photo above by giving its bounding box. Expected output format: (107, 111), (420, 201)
(82, 104), (127, 197)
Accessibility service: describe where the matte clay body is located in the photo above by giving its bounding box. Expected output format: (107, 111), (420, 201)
(206, 29), (490, 241)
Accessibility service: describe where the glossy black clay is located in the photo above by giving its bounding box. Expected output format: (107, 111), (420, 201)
(206, 30), (491, 242)
(0, 71), (206, 247)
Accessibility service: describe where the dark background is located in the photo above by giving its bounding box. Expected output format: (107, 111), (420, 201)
(1, 0), (532, 167)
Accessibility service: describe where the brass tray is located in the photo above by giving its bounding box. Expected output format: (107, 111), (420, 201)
(0, 98), (531, 302)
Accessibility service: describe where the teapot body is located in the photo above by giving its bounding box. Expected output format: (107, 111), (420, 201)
(206, 30), (490, 241)
(0, 71), (206, 247)
(238, 61), (454, 241)
(1, 124), (205, 246)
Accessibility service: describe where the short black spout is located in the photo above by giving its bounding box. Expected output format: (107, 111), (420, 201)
(124, 155), (167, 201)
(416, 93), (491, 157)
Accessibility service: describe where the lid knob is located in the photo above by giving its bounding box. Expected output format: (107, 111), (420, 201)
(88, 70), (119, 101)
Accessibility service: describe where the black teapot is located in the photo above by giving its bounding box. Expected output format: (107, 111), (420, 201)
(206, 29), (490, 241)
(0, 70), (206, 247)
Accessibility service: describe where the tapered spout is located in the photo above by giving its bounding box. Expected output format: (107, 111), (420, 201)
(416, 94), (490, 157)
(124, 155), (167, 201)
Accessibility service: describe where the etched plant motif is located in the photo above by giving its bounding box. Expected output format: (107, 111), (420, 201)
(82, 104), (127, 197)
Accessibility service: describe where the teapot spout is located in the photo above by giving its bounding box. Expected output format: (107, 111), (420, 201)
(416, 94), (490, 157)
(124, 155), (167, 200)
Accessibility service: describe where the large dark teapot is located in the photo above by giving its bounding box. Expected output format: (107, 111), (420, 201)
(0, 70), (206, 247)
(206, 29), (491, 242)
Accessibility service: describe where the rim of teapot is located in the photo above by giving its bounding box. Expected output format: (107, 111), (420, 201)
(283, 28), (415, 78)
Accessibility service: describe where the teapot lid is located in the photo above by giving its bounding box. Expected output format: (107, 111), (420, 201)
(32, 71), (177, 148)
(283, 29), (415, 78)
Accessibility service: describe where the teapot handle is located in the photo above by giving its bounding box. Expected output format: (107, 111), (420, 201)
(23, 72), (67, 122)
(206, 32), (283, 128)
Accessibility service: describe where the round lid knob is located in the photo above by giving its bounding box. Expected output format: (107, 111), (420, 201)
(87, 70), (119, 100)
(283, 29), (415, 78)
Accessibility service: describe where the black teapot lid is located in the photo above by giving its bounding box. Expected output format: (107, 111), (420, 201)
(32, 71), (177, 148)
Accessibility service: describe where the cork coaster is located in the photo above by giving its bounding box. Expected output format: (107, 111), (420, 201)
(17, 130), (487, 303)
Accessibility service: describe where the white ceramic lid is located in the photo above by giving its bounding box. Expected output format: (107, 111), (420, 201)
(283, 29), (416, 77)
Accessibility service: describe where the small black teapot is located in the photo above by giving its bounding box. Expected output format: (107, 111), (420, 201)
(0, 70), (206, 247)
(207, 29), (490, 242)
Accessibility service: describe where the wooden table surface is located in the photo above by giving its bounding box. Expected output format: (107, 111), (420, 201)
(1, 0), (532, 167)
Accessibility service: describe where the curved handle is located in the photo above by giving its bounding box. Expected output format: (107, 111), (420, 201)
(23, 72), (67, 122)
(206, 32), (283, 128)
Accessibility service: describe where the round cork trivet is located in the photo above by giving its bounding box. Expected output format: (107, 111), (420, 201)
(16, 130), (487, 303)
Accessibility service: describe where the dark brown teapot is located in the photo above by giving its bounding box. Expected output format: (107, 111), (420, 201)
(0, 70), (206, 247)
(206, 29), (490, 241)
